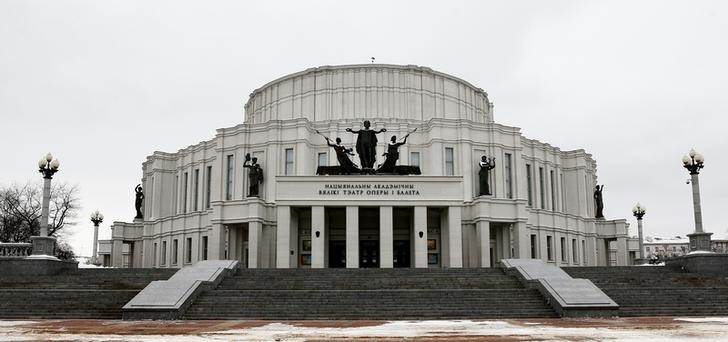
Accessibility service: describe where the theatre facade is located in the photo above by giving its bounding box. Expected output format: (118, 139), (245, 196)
(100, 64), (635, 269)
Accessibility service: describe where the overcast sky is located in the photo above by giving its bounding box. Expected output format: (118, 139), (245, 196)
(2, 0), (727, 257)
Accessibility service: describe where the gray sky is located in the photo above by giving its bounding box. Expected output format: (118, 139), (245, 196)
(2, 0), (727, 257)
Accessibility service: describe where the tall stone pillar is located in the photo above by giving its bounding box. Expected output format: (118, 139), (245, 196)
(248, 221), (262, 268)
(413, 206), (428, 268)
(380, 206), (394, 268)
(112, 239), (123, 268)
(208, 223), (226, 260)
(446, 206), (463, 267)
(346, 206), (359, 268)
(616, 236), (628, 266)
(512, 222), (530, 259)
(276, 206), (291, 268)
(477, 220), (490, 267)
(311, 206), (325, 268)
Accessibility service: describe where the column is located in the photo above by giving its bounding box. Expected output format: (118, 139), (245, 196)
(228, 226), (238, 260)
(476, 221), (490, 267)
(276, 206), (291, 268)
(447, 206), (463, 267)
(132, 241), (143, 268)
(111, 239), (123, 267)
(616, 237), (628, 266)
(346, 206), (359, 268)
(380, 206), (393, 268)
(248, 221), (262, 268)
(208, 223), (226, 260)
(413, 206), (428, 268)
(311, 206), (325, 268)
(512, 222), (530, 259)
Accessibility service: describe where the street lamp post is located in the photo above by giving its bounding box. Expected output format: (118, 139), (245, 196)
(682, 148), (712, 252)
(632, 203), (646, 260)
(31, 152), (60, 257)
(90, 210), (104, 265)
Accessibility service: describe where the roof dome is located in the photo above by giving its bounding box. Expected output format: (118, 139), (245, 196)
(244, 64), (493, 124)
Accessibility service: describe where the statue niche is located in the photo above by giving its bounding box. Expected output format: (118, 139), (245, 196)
(243, 153), (264, 197)
(478, 156), (495, 196)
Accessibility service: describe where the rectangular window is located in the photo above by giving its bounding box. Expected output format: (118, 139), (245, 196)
(560, 173), (566, 212)
(202, 236), (208, 260)
(285, 148), (294, 175)
(172, 239), (179, 265)
(173, 175), (179, 214)
(185, 237), (192, 264)
(550, 170), (556, 211)
(526, 164), (533, 206)
(561, 237), (567, 262)
(161, 241), (167, 265)
(572, 238), (578, 263)
(410, 151), (420, 167)
(547, 236), (553, 261)
(539, 167), (545, 209)
(445, 148), (454, 176)
(193, 169), (199, 211)
(646, 247), (650, 252)
(530, 234), (537, 259)
(183, 172), (188, 213)
(504, 153), (513, 199)
(205, 166), (212, 209)
(317, 152), (327, 168)
(153, 243), (158, 267)
(226, 155), (234, 200)
(582, 240), (587, 264)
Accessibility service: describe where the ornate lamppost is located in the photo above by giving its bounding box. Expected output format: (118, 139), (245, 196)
(90, 210), (104, 265)
(682, 148), (712, 252)
(632, 202), (646, 260)
(31, 152), (60, 257)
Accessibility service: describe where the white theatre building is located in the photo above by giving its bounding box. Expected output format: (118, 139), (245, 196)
(99, 64), (635, 269)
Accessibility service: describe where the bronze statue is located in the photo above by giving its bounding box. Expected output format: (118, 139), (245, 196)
(134, 184), (144, 218)
(478, 156), (496, 196)
(377, 129), (415, 173)
(346, 120), (386, 169)
(318, 131), (360, 174)
(594, 185), (604, 219)
(243, 153), (264, 197)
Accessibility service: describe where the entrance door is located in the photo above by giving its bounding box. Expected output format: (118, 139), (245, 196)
(360, 240), (379, 268)
(393, 240), (410, 268)
(329, 240), (346, 268)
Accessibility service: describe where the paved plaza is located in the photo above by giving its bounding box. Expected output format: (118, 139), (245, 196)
(2, 317), (728, 341)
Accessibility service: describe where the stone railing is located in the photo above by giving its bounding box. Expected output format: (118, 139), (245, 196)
(0, 243), (32, 257)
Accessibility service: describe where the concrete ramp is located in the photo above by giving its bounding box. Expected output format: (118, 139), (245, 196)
(123, 260), (238, 319)
(502, 259), (618, 317)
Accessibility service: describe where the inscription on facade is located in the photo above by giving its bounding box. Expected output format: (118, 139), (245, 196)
(318, 183), (421, 197)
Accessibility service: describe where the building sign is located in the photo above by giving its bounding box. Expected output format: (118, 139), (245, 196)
(318, 183), (421, 197)
(276, 176), (463, 203)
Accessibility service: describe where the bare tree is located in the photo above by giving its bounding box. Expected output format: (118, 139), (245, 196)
(0, 181), (80, 243)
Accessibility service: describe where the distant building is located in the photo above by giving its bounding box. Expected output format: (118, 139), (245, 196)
(644, 236), (690, 259)
(98, 64), (634, 269)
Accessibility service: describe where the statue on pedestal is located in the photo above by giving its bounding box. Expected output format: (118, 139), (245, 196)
(346, 120), (386, 170)
(478, 156), (496, 196)
(319, 131), (360, 174)
(134, 184), (144, 219)
(243, 153), (264, 197)
(594, 185), (605, 219)
(377, 129), (415, 173)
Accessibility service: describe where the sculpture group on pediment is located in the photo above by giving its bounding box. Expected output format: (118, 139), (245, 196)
(316, 121), (420, 176)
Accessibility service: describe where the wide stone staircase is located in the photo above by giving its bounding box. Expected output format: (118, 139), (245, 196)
(0, 268), (177, 319)
(563, 266), (728, 317)
(182, 268), (557, 320)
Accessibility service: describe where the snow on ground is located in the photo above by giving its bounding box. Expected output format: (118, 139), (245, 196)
(2, 318), (728, 341)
